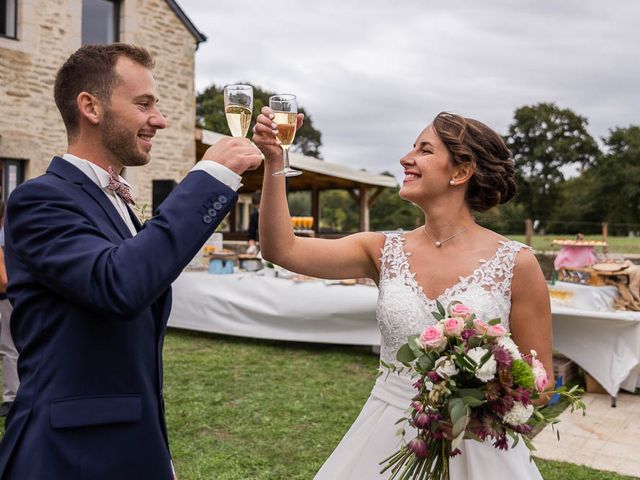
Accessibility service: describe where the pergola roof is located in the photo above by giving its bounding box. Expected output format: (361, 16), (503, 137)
(196, 129), (398, 192)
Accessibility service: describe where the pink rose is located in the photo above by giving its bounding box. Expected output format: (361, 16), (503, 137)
(442, 317), (465, 337)
(531, 358), (549, 392)
(487, 324), (507, 337)
(473, 318), (489, 335)
(419, 325), (447, 351)
(450, 303), (473, 319)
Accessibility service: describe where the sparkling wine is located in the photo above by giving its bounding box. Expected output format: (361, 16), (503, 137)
(225, 105), (252, 137)
(273, 111), (297, 147)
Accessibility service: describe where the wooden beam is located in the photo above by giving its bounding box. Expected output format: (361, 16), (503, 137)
(368, 187), (385, 207)
(312, 185), (320, 234)
(359, 184), (370, 232)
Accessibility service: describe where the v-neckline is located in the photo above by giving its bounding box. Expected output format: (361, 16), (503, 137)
(398, 233), (509, 305)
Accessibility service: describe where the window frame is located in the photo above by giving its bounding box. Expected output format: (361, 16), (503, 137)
(0, 0), (18, 40)
(81, 0), (120, 46)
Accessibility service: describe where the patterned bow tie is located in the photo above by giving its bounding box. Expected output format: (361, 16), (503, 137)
(107, 166), (135, 205)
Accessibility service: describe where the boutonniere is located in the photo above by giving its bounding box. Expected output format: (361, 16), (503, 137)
(132, 203), (152, 224)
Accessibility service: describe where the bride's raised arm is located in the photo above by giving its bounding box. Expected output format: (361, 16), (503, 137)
(252, 106), (383, 282)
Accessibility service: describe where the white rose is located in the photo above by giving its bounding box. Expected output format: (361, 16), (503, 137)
(435, 357), (459, 378)
(497, 336), (522, 360)
(466, 347), (497, 382)
(503, 401), (534, 426)
(424, 380), (434, 391)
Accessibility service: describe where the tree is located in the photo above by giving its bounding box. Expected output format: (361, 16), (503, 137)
(370, 186), (423, 231)
(505, 103), (600, 225)
(589, 126), (640, 232)
(196, 84), (323, 158)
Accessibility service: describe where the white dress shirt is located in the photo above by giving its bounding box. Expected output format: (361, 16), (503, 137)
(61, 154), (242, 236)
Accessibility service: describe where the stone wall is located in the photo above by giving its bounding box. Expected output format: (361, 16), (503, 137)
(0, 0), (200, 206)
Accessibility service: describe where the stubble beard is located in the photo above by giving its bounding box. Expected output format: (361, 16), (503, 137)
(102, 107), (151, 167)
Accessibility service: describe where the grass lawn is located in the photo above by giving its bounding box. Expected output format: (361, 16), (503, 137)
(161, 330), (637, 480)
(507, 234), (640, 255)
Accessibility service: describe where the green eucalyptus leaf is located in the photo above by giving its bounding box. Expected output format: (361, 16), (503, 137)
(417, 354), (435, 372)
(488, 318), (502, 326)
(462, 396), (486, 407)
(396, 344), (417, 363)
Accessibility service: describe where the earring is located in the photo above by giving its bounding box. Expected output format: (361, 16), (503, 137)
(449, 180), (455, 186)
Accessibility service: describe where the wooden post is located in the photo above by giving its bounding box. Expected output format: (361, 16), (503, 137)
(311, 185), (320, 235)
(525, 219), (534, 246)
(359, 185), (370, 232)
(602, 222), (609, 254)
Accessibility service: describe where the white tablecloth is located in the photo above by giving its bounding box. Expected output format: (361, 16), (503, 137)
(549, 282), (640, 397)
(168, 272), (380, 345)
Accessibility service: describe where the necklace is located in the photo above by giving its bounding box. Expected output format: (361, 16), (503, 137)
(422, 225), (468, 248)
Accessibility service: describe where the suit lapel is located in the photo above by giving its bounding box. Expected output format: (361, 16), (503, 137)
(47, 157), (133, 240)
(126, 204), (143, 232)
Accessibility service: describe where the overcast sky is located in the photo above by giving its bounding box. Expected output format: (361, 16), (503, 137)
(177, 0), (639, 181)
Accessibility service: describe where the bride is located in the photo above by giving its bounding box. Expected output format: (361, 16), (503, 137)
(252, 110), (552, 479)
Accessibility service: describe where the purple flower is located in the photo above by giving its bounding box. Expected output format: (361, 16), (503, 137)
(493, 434), (509, 451)
(408, 438), (429, 458)
(413, 379), (424, 390)
(411, 401), (424, 412)
(461, 329), (476, 341)
(449, 448), (462, 457)
(426, 371), (440, 383)
(414, 412), (430, 429)
(492, 345), (512, 367)
(512, 423), (533, 434)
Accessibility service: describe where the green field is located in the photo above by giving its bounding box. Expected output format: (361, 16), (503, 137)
(161, 330), (635, 480)
(1, 330), (634, 479)
(507, 234), (640, 255)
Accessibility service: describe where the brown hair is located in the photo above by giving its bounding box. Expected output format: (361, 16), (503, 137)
(432, 112), (517, 212)
(54, 44), (155, 139)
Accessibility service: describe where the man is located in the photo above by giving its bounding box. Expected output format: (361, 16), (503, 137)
(0, 44), (262, 479)
(0, 200), (19, 419)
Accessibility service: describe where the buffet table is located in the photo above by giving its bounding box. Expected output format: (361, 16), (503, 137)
(549, 282), (640, 398)
(169, 273), (640, 398)
(168, 271), (380, 345)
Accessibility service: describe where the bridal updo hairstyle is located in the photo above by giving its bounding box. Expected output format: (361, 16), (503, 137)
(432, 112), (517, 213)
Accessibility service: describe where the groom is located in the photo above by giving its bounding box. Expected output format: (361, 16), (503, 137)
(0, 44), (262, 479)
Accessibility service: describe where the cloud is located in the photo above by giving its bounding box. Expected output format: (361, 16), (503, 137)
(178, 0), (640, 180)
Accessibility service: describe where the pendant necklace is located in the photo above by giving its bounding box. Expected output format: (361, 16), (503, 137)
(422, 225), (468, 248)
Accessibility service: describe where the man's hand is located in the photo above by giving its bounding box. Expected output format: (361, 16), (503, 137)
(252, 106), (304, 161)
(201, 137), (264, 175)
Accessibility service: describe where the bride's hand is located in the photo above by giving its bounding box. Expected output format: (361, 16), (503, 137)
(252, 106), (304, 161)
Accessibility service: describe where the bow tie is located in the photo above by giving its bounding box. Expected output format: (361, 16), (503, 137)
(107, 166), (135, 205)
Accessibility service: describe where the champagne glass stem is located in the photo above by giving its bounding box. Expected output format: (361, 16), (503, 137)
(282, 145), (291, 170)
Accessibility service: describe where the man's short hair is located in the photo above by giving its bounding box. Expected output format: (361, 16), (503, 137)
(54, 43), (154, 139)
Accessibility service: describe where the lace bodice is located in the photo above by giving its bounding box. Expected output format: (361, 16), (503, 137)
(376, 232), (529, 365)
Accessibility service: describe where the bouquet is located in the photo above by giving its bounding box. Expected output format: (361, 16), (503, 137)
(379, 301), (585, 480)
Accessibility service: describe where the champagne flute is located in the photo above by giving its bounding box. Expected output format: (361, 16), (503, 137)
(224, 84), (253, 137)
(269, 94), (302, 177)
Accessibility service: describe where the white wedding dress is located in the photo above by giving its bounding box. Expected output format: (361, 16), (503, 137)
(314, 233), (543, 479)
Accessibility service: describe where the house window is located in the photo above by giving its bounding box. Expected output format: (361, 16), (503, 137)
(0, 159), (25, 204)
(82, 0), (119, 45)
(0, 0), (17, 39)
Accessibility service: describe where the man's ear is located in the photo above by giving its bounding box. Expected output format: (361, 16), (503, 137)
(76, 92), (102, 126)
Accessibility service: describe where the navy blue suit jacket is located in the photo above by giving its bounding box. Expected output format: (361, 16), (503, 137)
(0, 157), (237, 479)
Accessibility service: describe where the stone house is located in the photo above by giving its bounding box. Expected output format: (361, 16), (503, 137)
(0, 0), (205, 208)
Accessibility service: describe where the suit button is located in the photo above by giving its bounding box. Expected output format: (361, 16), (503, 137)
(203, 215), (212, 224)
(213, 202), (222, 210)
(207, 208), (217, 217)
(218, 195), (228, 204)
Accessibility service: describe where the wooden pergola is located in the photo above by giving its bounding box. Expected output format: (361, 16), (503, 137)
(196, 129), (398, 239)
